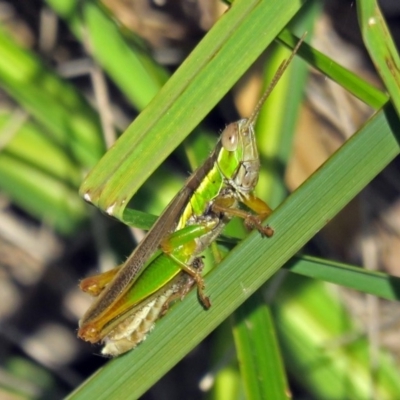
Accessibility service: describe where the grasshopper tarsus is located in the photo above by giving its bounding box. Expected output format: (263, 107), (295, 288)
(261, 225), (274, 238)
(199, 294), (211, 309)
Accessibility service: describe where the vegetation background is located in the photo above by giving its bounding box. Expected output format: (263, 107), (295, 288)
(1, 0), (400, 399)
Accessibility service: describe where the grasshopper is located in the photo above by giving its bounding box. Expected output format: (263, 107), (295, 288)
(78, 37), (304, 356)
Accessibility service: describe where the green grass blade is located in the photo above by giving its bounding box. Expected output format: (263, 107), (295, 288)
(0, 24), (104, 232)
(0, 113), (82, 186)
(278, 29), (389, 108)
(357, 0), (400, 116)
(207, 321), (242, 400)
(0, 113), (86, 233)
(46, 0), (168, 109)
(274, 275), (400, 399)
(232, 293), (290, 400)
(0, 25), (104, 168)
(79, 0), (307, 221)
(285, 255), (400, 301)
(0, 153), (85, 234)
(69, 98), (400, 399)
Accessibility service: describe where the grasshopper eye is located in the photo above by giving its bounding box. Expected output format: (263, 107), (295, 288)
(221, 123), (238, 151)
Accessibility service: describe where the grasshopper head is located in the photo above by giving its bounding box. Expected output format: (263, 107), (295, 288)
(220, 119), (260, 195)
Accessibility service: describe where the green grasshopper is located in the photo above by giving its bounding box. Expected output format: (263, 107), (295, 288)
(78, 38), (304, 356)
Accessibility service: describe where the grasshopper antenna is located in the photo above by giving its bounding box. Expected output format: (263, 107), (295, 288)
(245, 32), (307, 129)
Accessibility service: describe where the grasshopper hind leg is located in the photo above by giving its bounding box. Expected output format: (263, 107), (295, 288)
(166, 254), (211, 309)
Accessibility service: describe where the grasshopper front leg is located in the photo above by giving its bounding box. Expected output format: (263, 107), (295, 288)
(211, 192), (274, 237)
